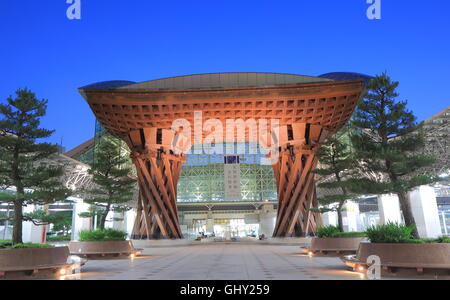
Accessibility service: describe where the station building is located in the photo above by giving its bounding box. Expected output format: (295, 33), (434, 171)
(1, 73), (448, 242)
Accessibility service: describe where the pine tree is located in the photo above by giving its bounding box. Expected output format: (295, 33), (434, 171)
(350, 73), (439, 238)
(0, 88), (71, 244)
(23, 209), (72, 236)
(83, 136), (136, 229)
(315, 128), (359, 232)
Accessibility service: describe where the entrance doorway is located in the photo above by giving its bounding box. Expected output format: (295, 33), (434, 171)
(190, 218), (259, 239)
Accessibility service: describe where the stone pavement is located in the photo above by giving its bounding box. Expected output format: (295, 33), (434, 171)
(64, 243), (368, 280)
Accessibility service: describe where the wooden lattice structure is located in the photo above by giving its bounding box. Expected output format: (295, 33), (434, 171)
(272, 124), (326, 237)
(79, 73), (364, 238)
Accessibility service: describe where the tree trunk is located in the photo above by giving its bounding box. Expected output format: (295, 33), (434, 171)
(337, 207), (344, 233)
(12, 145), (24, 245)
(336, 174), (347, 233)
(12, 200), (23, 244)
(99, 212), (108, 230)
(99, 205), (111, 230)
(397, 191), (419, 239)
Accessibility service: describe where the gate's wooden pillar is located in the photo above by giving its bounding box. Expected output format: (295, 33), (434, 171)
(272, 124), (329, 238)
(127, 129), (186, 239)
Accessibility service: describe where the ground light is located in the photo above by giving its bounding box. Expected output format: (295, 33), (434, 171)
(356, 265), (366, 273)
(58, 267), (71, 280)
(57, 256), (86, 280)
(348, 264), (367, 279)
(58, 262), (85, 280)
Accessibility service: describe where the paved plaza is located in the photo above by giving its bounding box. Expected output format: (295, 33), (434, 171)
(59, 243), (450, 281)
(64, 243), (368, 280)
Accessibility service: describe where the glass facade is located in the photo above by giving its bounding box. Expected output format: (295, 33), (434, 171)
(85, 127), (278, 204)
(177, 143), (277, 203)
(438, 203), (450, 236)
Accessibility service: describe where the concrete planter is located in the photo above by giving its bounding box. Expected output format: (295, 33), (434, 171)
(301, 237), (365, 256)
(356, 242), (450, 269)
(0, 246), (70, 273)
(312, 237), (365, 252)
(69, 240), (141, 259)
(266, 237), (311, 246)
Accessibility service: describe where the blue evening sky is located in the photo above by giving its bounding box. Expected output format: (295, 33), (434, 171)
(1, 1), (449, 150)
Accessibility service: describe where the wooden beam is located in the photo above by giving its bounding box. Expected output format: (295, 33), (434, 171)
(286, 173), (315, 236)
(274, 152), (318, 237)
(274, 151), (302, 234)
(134, 157), (182, 239)
(148, 157), (182, 236)
(274, 154), (316, 236)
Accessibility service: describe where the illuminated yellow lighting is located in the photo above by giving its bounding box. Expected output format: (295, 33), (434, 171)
(308, 251), (314, 256)
(130, 253), (136, 259)
(59, 268), (67, 276)
(357, 266), (365, 272)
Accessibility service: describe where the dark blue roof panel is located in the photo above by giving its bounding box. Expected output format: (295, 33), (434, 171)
(79, 72), (372, 92)
(319, 72), (373, 86)
(80, 80), (136, 90)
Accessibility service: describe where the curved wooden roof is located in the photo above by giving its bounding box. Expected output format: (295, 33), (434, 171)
(79, 72), (365, 139)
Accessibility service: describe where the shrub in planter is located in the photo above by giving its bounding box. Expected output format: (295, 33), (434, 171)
(404, 237), (450, 244)
(69, 229), (138, 258)
(317, 226), (341, 238)
(78, 229), (127, 242)
(317, 226), (365, 238)
(332, 232), (366, 238)
(1, 242), (53, 249)
(7, 243), (53, 249)
(436, 236), (450, 243)
(365, 223), (450, 244)
(309, 226), (366, 255)
(365, 223), (414, 243)
(0, 240), (12, 249)
(47, 236), (71, 242)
